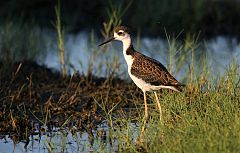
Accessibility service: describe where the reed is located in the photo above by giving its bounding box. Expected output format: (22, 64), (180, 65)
(54, 0), (66, 77)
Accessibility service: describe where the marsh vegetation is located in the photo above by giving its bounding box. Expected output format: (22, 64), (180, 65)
(0, 0), (240, 152)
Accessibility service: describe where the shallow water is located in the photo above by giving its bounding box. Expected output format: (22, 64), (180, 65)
(0, 122), (139, 153)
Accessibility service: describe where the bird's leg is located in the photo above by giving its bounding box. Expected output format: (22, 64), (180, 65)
(143, 91), (148, 121)
(140, 91), (148, 140)
(154, 91), (163, 122)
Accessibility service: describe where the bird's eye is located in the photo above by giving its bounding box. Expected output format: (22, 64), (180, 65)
(117, 32), (123, 35)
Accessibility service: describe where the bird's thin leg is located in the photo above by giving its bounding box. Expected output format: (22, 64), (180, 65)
(154, 91), (162, 122)
(140, 91), (148, 140)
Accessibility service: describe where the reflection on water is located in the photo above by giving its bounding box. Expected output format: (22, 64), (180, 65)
(0, 122), (139, 153)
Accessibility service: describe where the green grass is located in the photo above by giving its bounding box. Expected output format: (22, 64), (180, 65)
(93, 73), (240, 152)
(148, 91), (239, 152)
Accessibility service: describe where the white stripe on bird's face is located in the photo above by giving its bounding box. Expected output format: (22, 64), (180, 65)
(113, 31), (133, 66)
(114, 31), (131, 43)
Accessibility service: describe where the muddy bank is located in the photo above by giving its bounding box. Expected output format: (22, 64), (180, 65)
(0, 61), (141, 142)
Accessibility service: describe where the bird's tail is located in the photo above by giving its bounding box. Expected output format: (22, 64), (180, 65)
(167, 83), (185, 92)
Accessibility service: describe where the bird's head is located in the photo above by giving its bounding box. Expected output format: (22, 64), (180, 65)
(99, 26), (131, 46)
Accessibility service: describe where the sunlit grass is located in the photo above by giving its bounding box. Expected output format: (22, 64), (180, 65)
(92, 68), (240, 152)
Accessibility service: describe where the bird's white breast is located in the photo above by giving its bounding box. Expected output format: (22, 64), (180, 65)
(121, 37), (150, 92)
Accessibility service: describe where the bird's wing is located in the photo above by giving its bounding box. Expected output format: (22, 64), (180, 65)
(131, 52), (181, 86)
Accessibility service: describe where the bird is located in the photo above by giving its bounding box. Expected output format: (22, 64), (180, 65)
(99, 26), (184, 135)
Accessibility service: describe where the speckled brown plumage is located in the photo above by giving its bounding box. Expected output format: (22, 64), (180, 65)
(130, 50), (183, 91)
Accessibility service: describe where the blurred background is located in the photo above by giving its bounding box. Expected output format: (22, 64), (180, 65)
(1, 0), (240, 37)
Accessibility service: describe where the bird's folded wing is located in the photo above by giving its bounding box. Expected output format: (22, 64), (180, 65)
(131, 54), (180, 86)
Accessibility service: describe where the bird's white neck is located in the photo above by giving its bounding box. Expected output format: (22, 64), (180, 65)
(121, 36), (134, 67)
(122, 36), (131, 53)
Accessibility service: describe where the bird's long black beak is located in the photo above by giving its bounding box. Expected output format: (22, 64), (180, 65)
(98, 37), (115, 46)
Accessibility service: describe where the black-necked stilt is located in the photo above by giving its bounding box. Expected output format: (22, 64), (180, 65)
(99, 26), (184, 134)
